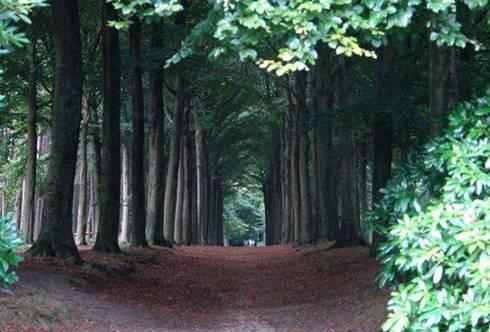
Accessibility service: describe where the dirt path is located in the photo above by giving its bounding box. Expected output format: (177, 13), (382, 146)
(1, 245), (388, 331)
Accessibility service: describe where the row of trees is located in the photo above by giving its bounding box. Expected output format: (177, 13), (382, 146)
(1, 1), (488, 330)
(263, 38), (485, 250)
(0, 1), (260, 261)
(1, 0), (489, 261)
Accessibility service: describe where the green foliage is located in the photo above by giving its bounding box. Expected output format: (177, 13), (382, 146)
(0, 213), (23, 288)
(0, 0), (45, 109)
(108, 0), (183, 29)
(111, 0), (182, 17)
(0, 0), (43, 117)
(166, 0), (488, 75)
(370, 94), (490, 331)
(224, 189), (265, 242)
(0, 0), (45, 52)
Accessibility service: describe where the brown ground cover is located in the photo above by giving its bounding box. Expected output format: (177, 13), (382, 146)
(0, 244), (388, 331)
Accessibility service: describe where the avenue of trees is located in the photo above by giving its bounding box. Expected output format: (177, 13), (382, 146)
(0, 0), (489, 330)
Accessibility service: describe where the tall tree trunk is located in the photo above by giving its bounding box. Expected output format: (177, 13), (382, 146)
(313, 45), (338, 241)
(310, 106), (320, 241)
(14, 183), (23, 231)
(181, 101), (192, 245)
(280, 116), (291, 244)
(92, 111), (103, 243)
(27, 0), (82, 261)
(94, 0), (121, 253)
(296, 72), (312, 244)
(336, 57), (361, 248)
(89, 174), (97, 242)
(266, 125), (282, 245)
(207, 176), (217, 245)
(72, 171), (80, 235)
(32, 130), (47, 241)
(129, 19), (147, 247)
(20, 40), (37, 244)
(216, 180), (224, 246)
(163, 75), (185, 244)
(146, 23), (165, 246)
(274, 134), (282, 244)
(120, 144), (130, 244)
(33, 196), (43, 241)
(370, 46), (394, 255)
(195, 111), (209, 245)
(358, 147), (369, 214)
(358, 145), (369, 241)
(76, 98), (89, 245)
(264, 182), (272, 245)
(288, 87), (301, 244)
(191, 161), (198, 244)
(174, 141), (185, 244)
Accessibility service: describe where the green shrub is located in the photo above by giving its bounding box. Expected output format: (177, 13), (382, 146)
(0, 213), (23, 288)
(371, 94), (490, 331)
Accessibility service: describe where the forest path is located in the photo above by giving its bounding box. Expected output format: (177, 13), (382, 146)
(3, 244), (388, 331)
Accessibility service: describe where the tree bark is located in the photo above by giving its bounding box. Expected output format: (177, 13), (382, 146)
(120, 144), (130, 244)
(163, 75), (185, 244)
(207, 176), (218, 245)
(195, 110), (209, 245)
(312, 45), (338, 241)
(288, 86), (301, 244)
(296, 72), (313, 244)
(264, 182), (272, 245)
(87, 174), (96, 242)
(94, 1), (122, 253)
(129, 18), (147, 247)
(146, 23), (165, 246)
(181, 101), (192, 245)
(336, 57), (361, 248)
(14, 183), (23, 231)
(76, 97), (89, 245)
(191, 162), (198, 244)
(21, 40), (38, 244)
(280, 116), (292, 244)
(27, 0), (83, 262)
(215, 178), (224, 246)
(265, 123), (282, 245)
(370, 45), (394, 255)
(33, 196), (43, 241)
(92, 109), (103, 243)
(174, 141), (185, 244)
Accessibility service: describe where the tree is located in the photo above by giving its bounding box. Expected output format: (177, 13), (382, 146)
(20, 39), (37, 244)
(146, 22), (166, 246)
(163, 75), (185, 244)
(194, 109), (209, 245)
(27, 0), (83, 261)
(336, 57), (361, 248)
(76, 97), (90, 245)
(94, 0), (122, 253)
(312, 44), (338, 241)
(370, 45), (394, 255)
(129, 18), (147, 248)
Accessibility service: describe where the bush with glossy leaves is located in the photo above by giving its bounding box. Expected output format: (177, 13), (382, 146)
(0, 213), (23, 288)
(370, 93), (490, 331)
